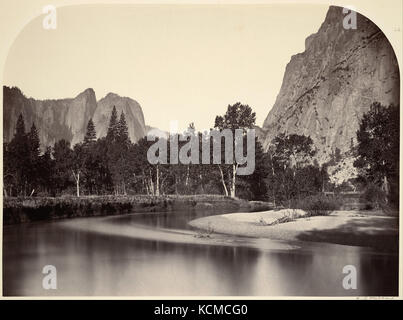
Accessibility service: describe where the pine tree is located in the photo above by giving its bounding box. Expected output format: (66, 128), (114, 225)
(84, 118), (97, 144)
(39, 146), (54, 195)
(106, 106), (118, 142)
(9, 114), (30, 195)
(26, 122), (41, 194)
(14, 113), (26, 140)
(28, 122), (40, 158)
(53, 139), (74, 194)
(117, 111), (130, 146)
(107, 111), (131, 194)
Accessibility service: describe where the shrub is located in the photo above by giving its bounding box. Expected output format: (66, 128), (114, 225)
(361, 183), (387, 210)
(268, 213), (295, 226)
(291, 193), (342, 216)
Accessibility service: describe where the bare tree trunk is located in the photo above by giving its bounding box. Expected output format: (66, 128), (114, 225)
(141, 171), (149, 195)
(185, 165), (190, 186)
(160, 173), (169, 196)
(149, 178), (153, 195)
(148, 169), (155, 195)
(72, 170), (80, 197)
(218, 165), (229, 197)
(147, 180), (151, 195)
(77, 173), (80, 197)
(146, 179), (150, 195)
(122, 182), (127, 195)
(156, 165), (160, 196)
(270, 155), (276, 207)
(230, 163), (237, 198)
(382, 175), (389, 203)
(199, 173), (204, 193)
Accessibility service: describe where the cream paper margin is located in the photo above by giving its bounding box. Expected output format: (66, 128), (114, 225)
(0, 0), (401, 300)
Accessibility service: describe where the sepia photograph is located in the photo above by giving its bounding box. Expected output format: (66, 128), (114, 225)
(0, 0), (401, 299)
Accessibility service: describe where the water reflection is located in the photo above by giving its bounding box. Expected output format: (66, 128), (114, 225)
(3, 210), (398, 296)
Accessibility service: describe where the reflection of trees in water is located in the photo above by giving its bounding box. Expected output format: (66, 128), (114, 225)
(251, 250), (315, 295)
(3, 215), (398, 296)
(358, 255), (398, 296)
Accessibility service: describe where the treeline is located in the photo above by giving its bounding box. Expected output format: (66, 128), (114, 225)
(3, 103), (325, 202)
(3, 101), (398, 208)
(353, 102), (399, 208)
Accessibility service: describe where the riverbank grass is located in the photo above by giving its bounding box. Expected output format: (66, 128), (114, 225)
(3, 194), (274, 225)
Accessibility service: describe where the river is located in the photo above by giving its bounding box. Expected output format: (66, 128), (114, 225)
(3, 209), (398, 296)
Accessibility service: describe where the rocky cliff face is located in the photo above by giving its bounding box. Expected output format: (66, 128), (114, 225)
(3, 86), (146, 149)
(94, 93), (146, 143)
(260, 6), (400, 163)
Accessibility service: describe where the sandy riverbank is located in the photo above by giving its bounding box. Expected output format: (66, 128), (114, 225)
(189, 209), (399, 252)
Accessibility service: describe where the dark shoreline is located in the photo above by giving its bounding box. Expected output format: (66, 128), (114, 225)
(3, 195), (274, 225)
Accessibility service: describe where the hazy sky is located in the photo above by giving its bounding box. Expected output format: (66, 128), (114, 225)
(4, 4), (329, 131)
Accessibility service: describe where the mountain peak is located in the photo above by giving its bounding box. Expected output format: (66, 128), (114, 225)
(104, 92), (120, 99)
(94, 91), (145, 142)
(83, 88), (95, 94)
(261, 6), (399, 166)
(76, 88), (96, 100)
(102, 92), (138, 103)
(3, 86), (146, 149)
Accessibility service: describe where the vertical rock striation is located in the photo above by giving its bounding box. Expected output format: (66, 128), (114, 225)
(3, 86), (147, 149)
(261, 6), (400, 163)
(94, 92), (146, 143)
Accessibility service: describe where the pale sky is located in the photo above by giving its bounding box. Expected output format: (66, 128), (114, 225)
(4, 4), (329, 131)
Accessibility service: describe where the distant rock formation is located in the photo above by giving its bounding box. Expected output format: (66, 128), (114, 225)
(3, 86), (147, 149)
(260, 6), (400, 163)
(94, 92), (146, 143)
(145, 125), (169, 139)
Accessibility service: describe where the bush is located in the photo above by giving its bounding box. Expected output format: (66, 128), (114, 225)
(3, 194), (260, 225)
(291, 194), (342, 216)
(361, 183), (387, 210)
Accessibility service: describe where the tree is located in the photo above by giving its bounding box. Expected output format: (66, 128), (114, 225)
(117, 112), (130, 146)
(14, 114), (26, 140)
(27, 122), (41, 195)
(39, 146), (55, 195)
(272, 133), (316, 172)
(106, 105), (119, 142)
(106, 108), (133, 195)
(90, 137), (114, 194)
(53, 139), (74, 194)
(214, 103), (256, 132)
(28, 123), (40, 158)
(354, 102), (399, 205)
(6, 114), (31, 196)
(268, 133), (318, 205)
(82, 119), (100, 194)
(132, 137), (160, 195)
(71, 143), (86, 197)
(239, 137), (270, 200)
(214, 102), (256, 197)
(84, 118), (97, 144)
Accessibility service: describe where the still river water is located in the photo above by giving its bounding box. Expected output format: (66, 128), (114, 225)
(3, 209), (398, 296)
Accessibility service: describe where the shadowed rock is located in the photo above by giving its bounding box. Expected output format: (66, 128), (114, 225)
(260, 6), (400, 164)
(3, 86), (147, 149)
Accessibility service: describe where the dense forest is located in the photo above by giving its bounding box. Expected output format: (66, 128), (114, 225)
(3, 102), (399, 208)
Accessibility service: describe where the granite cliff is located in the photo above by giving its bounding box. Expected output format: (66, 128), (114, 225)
(93, 92), (146, 143)
(3, 86), (146, 148)
(260, 6), (400, 164)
